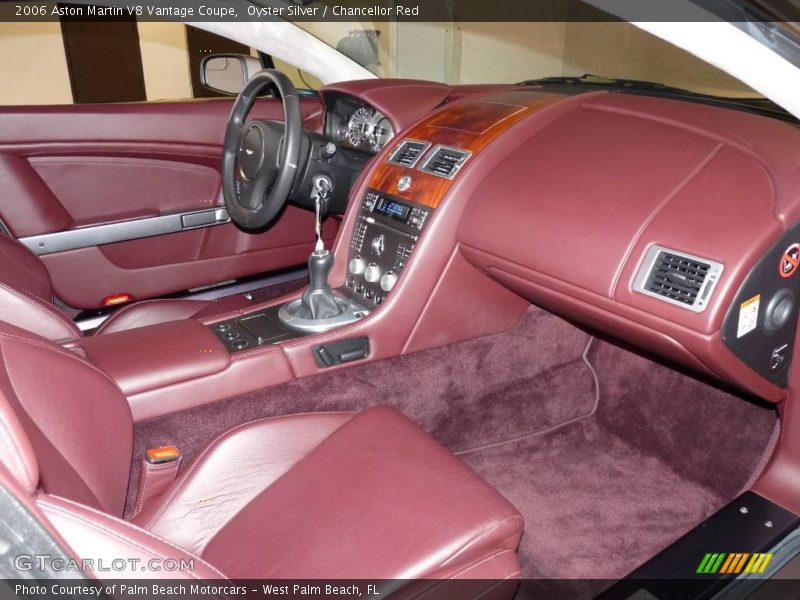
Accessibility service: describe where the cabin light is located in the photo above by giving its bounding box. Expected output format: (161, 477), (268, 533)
(102, 293), (133, 307)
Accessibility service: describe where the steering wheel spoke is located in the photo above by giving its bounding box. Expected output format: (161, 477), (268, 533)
(221, 70), (303, 230)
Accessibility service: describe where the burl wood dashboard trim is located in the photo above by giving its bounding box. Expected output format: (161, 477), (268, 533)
(368, 90), (563, 209)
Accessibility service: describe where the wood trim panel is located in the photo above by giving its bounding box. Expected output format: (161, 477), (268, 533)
(368, 90), (563, 209)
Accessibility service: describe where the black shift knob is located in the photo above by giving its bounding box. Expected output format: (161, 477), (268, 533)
(308, 249), (334, 291)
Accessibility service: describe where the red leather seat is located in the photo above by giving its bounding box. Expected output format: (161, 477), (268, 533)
(0, 233), (254, 340)
(0, 320), (524, 594)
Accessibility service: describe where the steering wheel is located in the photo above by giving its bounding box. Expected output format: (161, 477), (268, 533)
(221, 69), (302, 230)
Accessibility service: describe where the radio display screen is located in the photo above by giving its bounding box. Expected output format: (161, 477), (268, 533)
(374, 197), (411, 223)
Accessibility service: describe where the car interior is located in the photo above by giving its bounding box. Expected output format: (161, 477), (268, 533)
(2, 30), (800, 599)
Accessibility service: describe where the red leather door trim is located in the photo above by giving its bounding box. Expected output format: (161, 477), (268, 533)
(0, 98), (329, 308)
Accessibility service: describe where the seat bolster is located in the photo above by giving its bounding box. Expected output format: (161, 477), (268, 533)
(0, 284), (80, 342)
(201, 406), (524, 580)
(94, 299), (212, 335)
(38, 495), (227, 580)
(135, 412), (355, 556)
(0, 232), (54, 301)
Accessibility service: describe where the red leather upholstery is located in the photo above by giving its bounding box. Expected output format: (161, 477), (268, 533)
(94, 299), (213, 335)
(0, 322), (133, 515)
(0, 232), (53, 300)
(135, 412), (355, 555)
(0, 233), (253, 340)
(38, 494), (227, 581)
(0, 319), (524, 591)
(201, 406), (523, 580)
(0, 233), (82, 342)
(83, 320), (231, 396)
(0, 374), (38, 495)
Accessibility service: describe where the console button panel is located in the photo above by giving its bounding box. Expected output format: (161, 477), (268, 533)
(345, 188), (432, 308)
(210, 303), (307, 353)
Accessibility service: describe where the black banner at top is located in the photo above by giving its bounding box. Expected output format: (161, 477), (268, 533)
(2, 0), (799, 22)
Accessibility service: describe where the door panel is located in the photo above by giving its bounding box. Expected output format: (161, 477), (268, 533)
(40, 209), (337, 308)
(0, 98), (332, 308)
(29, 156), (220, 225)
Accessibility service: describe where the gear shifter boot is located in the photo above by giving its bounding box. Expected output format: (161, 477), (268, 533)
(295, 249), (343, 320)
(278, 248), (366, 333)
(299, 287), (341, 320)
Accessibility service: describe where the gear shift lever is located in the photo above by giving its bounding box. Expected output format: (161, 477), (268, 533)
(313, 176), (331, 253)
(278, 174), (368, 332)
(292, 175), (342, 320)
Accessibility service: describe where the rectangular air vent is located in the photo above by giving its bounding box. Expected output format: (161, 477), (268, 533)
(387, 140), (431, 168)
(419, 145), (472, 179)
(633, 246), (724, 313)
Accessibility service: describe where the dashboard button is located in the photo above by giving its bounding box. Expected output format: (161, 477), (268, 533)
(380, 271), (398, 292)
(322, 142), (337, 159)
(364, 264), (381, 283)
(349, 256), (366, 275)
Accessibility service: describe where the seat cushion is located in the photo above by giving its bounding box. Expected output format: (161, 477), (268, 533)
(38, 494), (226, 581)
(155, 406), (523, 580)
(133, 412), (355, 555)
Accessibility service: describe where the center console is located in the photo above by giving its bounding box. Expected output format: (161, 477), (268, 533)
(342, 189), (432, 308)
(207, 187), (434, 353)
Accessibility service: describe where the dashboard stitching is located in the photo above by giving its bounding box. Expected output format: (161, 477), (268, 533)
(608, 142), (724, 299)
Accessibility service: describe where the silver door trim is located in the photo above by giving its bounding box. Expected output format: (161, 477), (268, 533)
(19, 207), (231, 256)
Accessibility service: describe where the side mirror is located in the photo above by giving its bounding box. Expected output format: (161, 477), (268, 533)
(200, 54), (263, 95)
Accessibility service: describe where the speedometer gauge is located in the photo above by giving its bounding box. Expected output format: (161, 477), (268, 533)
(348, 107), (371, 147)
(370, 117), (394, 152)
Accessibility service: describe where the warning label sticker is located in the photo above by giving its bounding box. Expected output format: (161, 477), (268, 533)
(737, 294), (761, 339)
(780, 243), (800, 278)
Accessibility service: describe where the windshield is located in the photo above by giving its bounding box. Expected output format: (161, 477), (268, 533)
(300, 21), (764, 98)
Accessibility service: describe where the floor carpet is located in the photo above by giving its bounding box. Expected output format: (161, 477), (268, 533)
(460, 336), (778, 598)
(129, 305), (779, 595)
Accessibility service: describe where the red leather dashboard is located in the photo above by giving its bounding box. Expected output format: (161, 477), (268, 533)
(332, 83), (800, 402)
(451, 92), (800, 401)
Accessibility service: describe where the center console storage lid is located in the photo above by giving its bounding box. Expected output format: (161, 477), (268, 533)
(82, 320), (230, 396)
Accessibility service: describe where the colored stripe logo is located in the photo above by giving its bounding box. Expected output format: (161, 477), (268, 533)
(696, 553), (773, 574)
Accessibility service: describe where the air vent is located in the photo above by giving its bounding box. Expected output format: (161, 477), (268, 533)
(419, 145), (472, 179)
(387, 140), (431, 168)
(634, 246), (724, 313)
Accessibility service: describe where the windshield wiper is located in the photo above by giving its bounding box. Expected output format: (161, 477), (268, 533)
(517, 73), (796, 122)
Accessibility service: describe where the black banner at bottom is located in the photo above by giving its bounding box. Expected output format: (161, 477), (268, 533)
(5, 578), (800, 600)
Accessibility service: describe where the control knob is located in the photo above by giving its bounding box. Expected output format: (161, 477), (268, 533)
(380, 271), (398, 292)
(349, 256), (366, 275)
(364, 263), (381, 283)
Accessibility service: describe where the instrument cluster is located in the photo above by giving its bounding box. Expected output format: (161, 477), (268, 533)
(325, 93), (395, 155)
